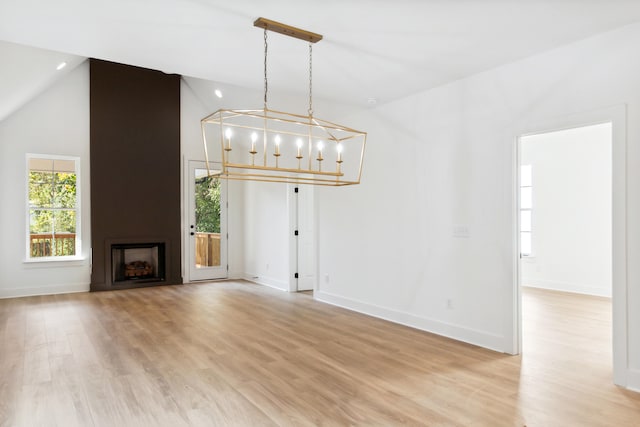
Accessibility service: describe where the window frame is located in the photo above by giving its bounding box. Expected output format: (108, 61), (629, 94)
(25, 153), (82, 262)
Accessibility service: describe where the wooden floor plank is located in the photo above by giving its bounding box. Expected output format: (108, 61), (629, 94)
(0, 281), (639, 426)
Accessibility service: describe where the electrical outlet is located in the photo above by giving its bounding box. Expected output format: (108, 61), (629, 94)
(446, 299), (453, 309)
(325, 273), (330, 283)
(452, 225), (469, 238)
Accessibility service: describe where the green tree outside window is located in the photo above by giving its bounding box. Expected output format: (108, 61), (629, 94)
(195, 175), (221, 233)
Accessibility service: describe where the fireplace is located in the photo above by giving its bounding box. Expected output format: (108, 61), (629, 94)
(89, 60), (181, 291)
(111, 242), (166, 285)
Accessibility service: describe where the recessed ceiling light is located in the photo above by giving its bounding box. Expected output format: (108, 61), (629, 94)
(56, 62), (67, 71)
(367, 97), (378, 106)
(214, 89), (223, 98)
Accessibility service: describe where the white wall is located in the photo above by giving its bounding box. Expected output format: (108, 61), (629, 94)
(0, 61), (91, 298)
(180, 77), (249, 280)
(243, 181), (292, 291)
(521, 124), (612, 296)
(315, 23), (640, 389)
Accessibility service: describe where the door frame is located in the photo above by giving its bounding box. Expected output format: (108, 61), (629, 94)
(510, 104), (628, 387)
(184, 159), (228, 282)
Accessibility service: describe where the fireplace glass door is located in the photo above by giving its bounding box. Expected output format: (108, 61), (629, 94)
(188, 161), (227, 281)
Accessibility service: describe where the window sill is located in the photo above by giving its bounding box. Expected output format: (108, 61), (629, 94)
(23, 256), (87, 267)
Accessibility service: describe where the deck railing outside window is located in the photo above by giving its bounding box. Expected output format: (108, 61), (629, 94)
(30, 233), (76, 257)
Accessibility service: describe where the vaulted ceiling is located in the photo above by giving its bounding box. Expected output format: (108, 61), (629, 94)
(2, 0), (640, 120)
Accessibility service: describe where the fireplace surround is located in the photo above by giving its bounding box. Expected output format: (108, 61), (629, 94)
(89, 59), (182, 291)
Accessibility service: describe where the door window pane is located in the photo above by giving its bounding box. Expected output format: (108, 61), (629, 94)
(520, 164), (533, 255)
(521, 232), (532, 256)
(521, 164), (532, 187)
(194, 169), (221, 268)
(520, 210), (531, 232)
(521, 187), (532, 209)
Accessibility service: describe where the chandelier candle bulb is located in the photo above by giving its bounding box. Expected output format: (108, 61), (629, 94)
(273, 135), (281, 167)
(250, 132), (258, 154)
(296, 138), (303, 159)
(224, 128), (232, 151)
(274, 135), (281, 156)
(250, 132), (258, 166)
(296, 138), (304, 169)
(336, 144), (344, 174)
(317, 141), (324, 171)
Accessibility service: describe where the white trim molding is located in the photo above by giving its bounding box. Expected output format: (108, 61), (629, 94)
(0, 282), (89, 299)
(316, 290), (505, 353)
(243, 274), (289, 292)
(627, 369), (640, 392)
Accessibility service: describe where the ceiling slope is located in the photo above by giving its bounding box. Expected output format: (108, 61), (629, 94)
(0, 41), (85, 122)
(2, 0), (640, 107)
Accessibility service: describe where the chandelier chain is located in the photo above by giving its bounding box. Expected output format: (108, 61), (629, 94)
(264, 28), (268, 110)
(308, 43), (313, 117)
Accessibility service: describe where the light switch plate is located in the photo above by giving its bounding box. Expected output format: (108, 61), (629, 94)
(453, 225), (470, 238)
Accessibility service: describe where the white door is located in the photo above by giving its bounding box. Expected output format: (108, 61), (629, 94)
(188, 161), (227, 281)
(295, 186), (316, 291)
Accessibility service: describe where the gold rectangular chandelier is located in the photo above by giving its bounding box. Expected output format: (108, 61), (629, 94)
(201, 18), (366, 186)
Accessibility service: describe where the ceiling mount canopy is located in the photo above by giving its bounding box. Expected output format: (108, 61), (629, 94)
(201, 17), (366, 186)
(252, 17), (323, 43)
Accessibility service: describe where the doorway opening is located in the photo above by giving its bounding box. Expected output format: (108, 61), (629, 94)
(517, 122), (613, 381)
(186, 160), (228, 282)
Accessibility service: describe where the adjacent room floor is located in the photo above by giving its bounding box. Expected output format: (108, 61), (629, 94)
(0, 282), (638, 426)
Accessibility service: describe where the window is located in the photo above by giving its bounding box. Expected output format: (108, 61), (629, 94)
(520, 164), (532, 256)
(26, 155), (80, 260)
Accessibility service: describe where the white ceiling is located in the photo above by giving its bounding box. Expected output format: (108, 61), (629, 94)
(2, 0), (640, 117)
(0, 42), (84, 121)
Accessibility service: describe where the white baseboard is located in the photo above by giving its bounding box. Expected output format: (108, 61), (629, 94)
(228, 270), (245, 281)
(522, 278), (611, 297)
(628, 369), (640, 392)
(315, 290), (505, 353)
(243, 273), (288, 292)
(0, 282), (90, 299)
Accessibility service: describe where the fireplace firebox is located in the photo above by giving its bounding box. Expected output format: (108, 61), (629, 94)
(111, 242), (166, 284)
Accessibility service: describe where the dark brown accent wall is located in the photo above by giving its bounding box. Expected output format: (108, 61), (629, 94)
(90, 59), (182, 291)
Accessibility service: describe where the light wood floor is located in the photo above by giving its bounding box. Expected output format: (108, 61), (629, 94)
(1, 282), (639, 426)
